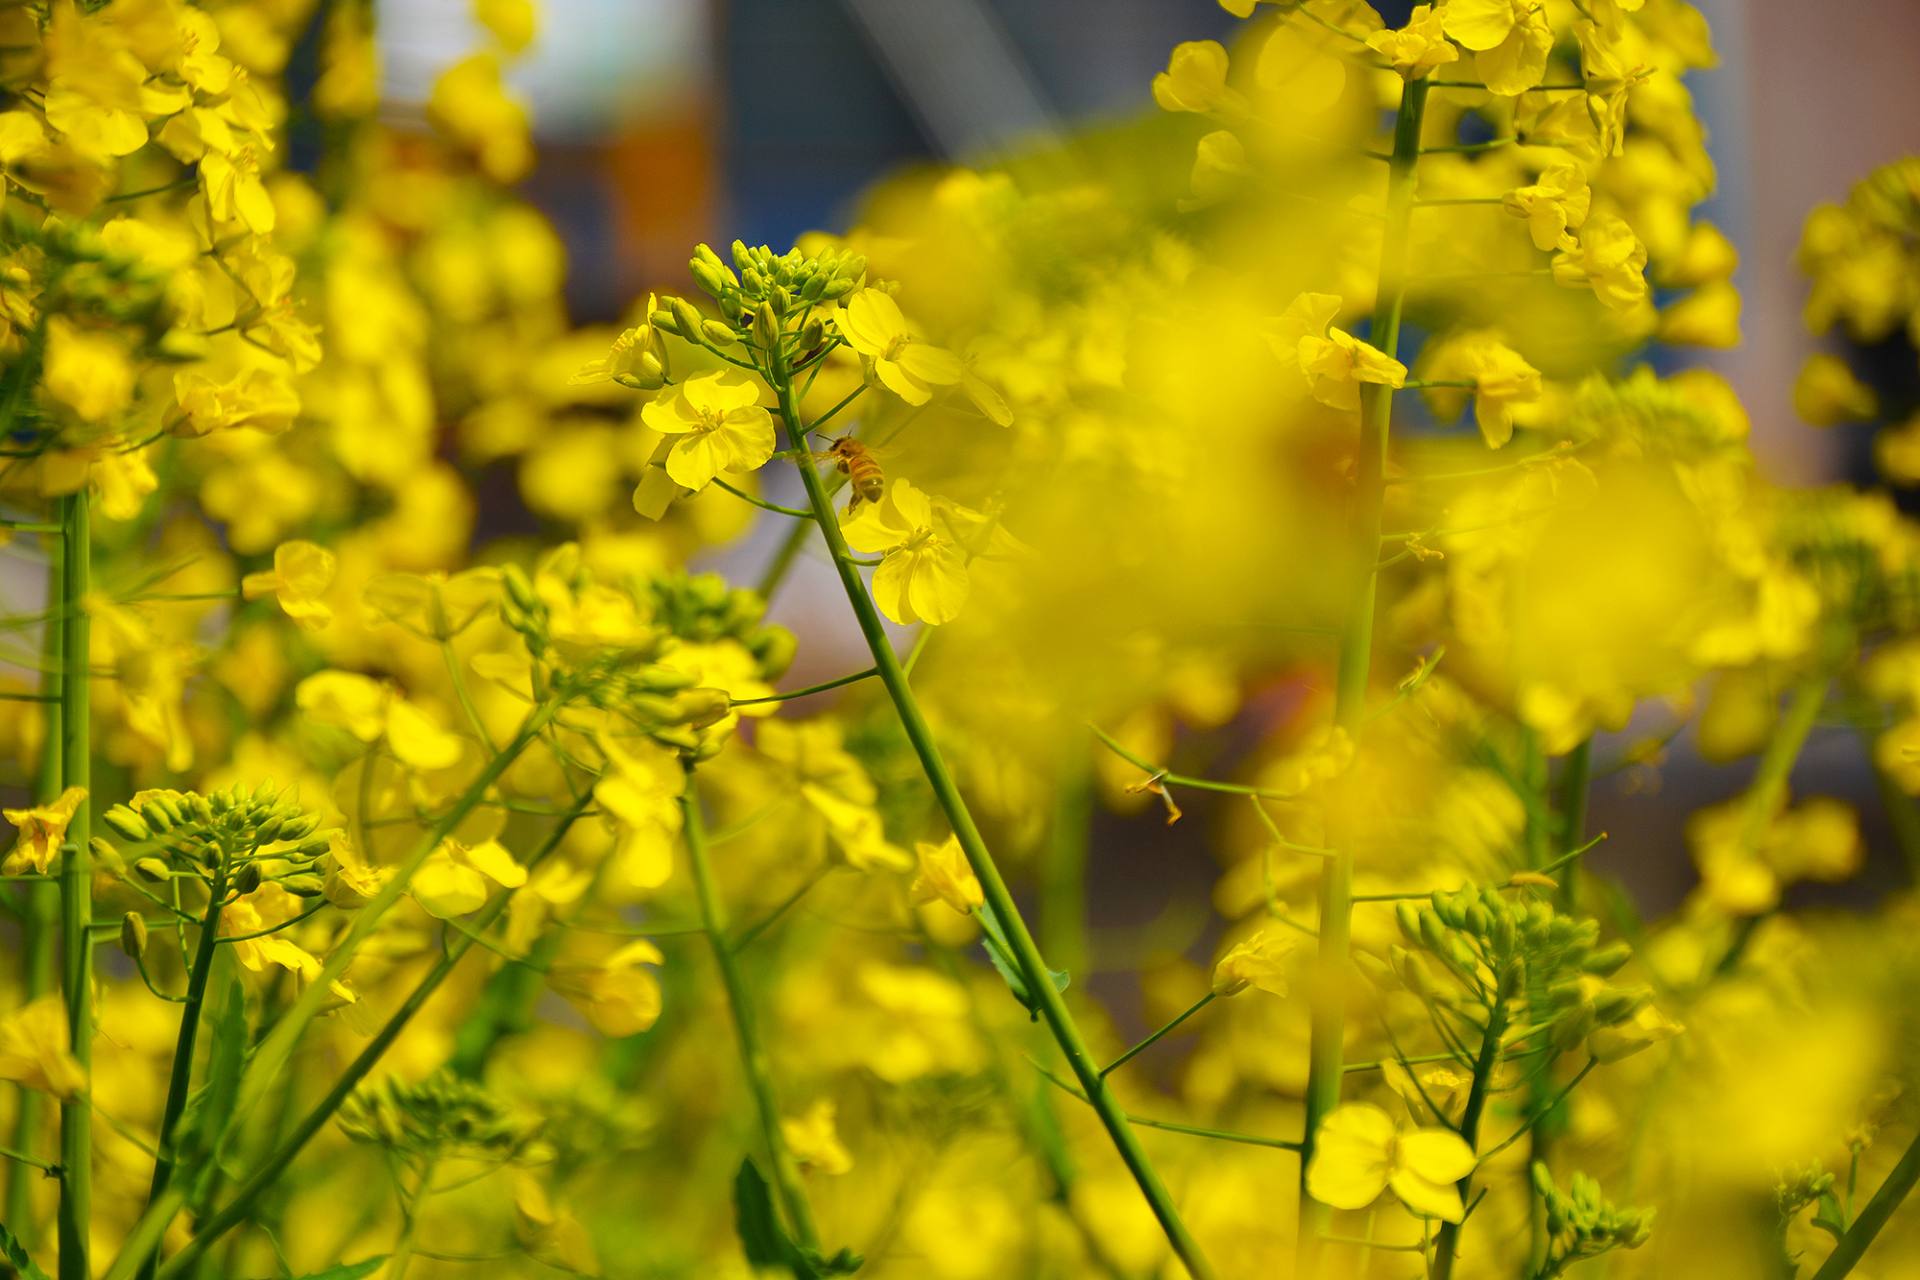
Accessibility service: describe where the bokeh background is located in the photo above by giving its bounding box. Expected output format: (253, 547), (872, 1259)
(378, 0), (1920, 950)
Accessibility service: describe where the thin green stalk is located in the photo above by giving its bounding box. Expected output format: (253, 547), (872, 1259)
(110, 699), (570, 1280)
(1715, 676), (1827, 978)
(1302, 78), (1429, 1274)
(1431, 992), (1509, 1280)
(1810, 1129), (1920, 1280)
(774, 359), (1216, 1280)
(1040, 768), (1093, 980)
(128, 795), (592, 1280)
(1556, 738), (1591, 912)
(133, 865), (228, 1280)
(1102, 992), (1216, 1079)
(6, 527), (64, 1238)
(56, 489), (92, 1280)
(231, 694), (566, 1118)
(682, 775), (819, 1251)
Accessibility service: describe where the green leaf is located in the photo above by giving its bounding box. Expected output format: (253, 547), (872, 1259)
(731, 1158), (861, 1279)
(280, 1259), (388, 1280)
(733, 1157), (802, 1273)
(174, 963), (249, 1206)
(0, 1222), (51, 1280)
(977, 902), (1068, 1021)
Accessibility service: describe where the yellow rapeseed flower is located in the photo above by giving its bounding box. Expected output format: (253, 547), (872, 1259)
(1306, 1103), (1477, 1222)
(241, 540), (338, 629)
(833, 288), (963, 406)
(640, 370), (776, 491)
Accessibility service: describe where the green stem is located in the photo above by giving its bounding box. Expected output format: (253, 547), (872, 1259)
(110, 699), (569, 1280)
(130, 795), (592, 1280)
(681, 775), (819, 1252)
(1810, 1129), (1920, 1280)
(1101, 991), (1216, 1079)
(730, 667), (877, 705)
(6, 530), (64, 1238)
(1431, 992), (1508, 1280)
(56, 489), (92, 1280)
(1039, 769), (1093, 983)
(1557, 738), (1592, 913)
(1714, 677), (1827, 978)
(775, 363), (1216, 1280)
(1303, 81), (1428, 1273)
(133, 867), (228, 1280)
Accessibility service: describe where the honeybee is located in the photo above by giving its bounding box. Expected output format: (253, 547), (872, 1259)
(825, 435), (885, 510)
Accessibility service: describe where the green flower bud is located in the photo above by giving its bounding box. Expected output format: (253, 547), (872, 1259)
(669, 297), (706, 340)
(280, 872), (326, 897)
(699, 318), (739, 348)
(232, 862), (264, 895)
(134, 856), (170, 882)
(752, 301), (780, 352)
(690, 259), (731, 298)
(89, 838), (125, 876)
(1583, 939), (1632, 977)
(119, 911), (148, 959)
(102, 805), (150, 842)
(1395, 901), (1422, 945)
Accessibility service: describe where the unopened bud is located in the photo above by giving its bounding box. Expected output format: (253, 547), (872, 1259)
(103, 806), (150, 842)
(700, 318), (739, 348)
(119, 912), (148, 959)
(752, 302), (779, 352)
(232, 862), (263, 895)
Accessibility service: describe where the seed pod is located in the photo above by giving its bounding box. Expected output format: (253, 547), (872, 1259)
(119, 911), (148, 959)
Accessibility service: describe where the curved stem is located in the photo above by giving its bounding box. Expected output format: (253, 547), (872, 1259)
(682, 774), (819, 1251)
(6, 528), (63, 1238)
(1810, 1129), (1920, 1280)
(56, 489), (92, 1280)
(773, 358), (1216, 1280)
(1304, 75), (1429, 1275)
(110, 699), (570, 1280)
(134, 866), (228, 1280)
(132, 794), (593, 1280)
(1431, 992), (1508, 1280)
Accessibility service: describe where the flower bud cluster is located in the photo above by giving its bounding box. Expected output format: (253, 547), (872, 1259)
(1532, 1164), (1654, 1275)
(336, 1070), (540, 1161)
(101, 782), (330, 888)
(1392, 887), (1650, 1059)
